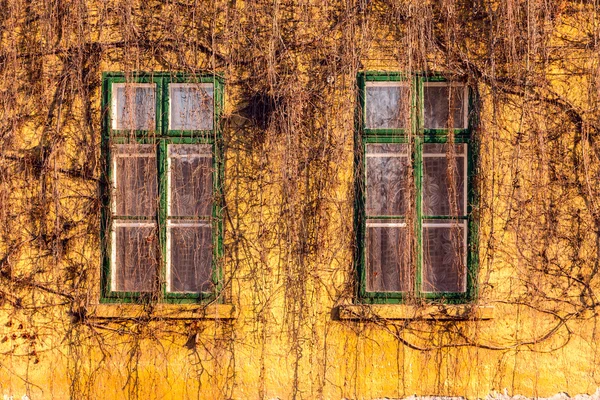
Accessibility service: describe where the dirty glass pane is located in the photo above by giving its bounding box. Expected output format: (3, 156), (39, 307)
(169, 224), (212, 292)
(423, 84), (466, 129)
(422, 222), (466, 292)
(422, 143), (465, 155)
(365, 83), (409, 129)
(114, 224), (158, 292)
(170, 83), (214, 131)
(366, 144), (409, 216)
(114, 144), (158, 216)
(169, 144), (213, 217)
(422, 144), (466, 216)
(366, 221), (411, 292)
(113, 83), (156, 130)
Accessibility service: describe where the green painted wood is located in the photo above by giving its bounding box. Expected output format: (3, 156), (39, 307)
(357, 71), (477, 304)
(100, 73), (223, 304)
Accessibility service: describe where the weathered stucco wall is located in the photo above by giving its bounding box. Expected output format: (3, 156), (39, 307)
(1, 0), (600, 399)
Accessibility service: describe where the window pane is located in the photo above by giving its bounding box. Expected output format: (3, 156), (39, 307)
(112, 83), (156, 130)
(170, 83), (214, 130)
(114, 144), (158, 217)
(365, 83), (409, 129)
(423, 84), (466, 129)
(169, 223), (212, 293)
(114, 224), (158, 292)
(366, 221), (411, 292)
(366, 144), (409, 216)
(422, 143), (465, 155)
(422, 222), (466, 293)
(169, 144), (213, 217)
(422, 144), (466, 216)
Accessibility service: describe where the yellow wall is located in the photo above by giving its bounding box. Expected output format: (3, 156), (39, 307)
(1, 0), (600, 399)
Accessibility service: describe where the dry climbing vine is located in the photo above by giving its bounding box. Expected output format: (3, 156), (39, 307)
(1, 0), (600, 398)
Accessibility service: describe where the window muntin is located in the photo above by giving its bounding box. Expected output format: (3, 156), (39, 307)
(101, 73), (223, 303)
(358, 73), (474, 303)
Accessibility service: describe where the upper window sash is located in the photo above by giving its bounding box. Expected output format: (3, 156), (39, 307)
(104, 74), (163, 136)
(168, 83), (214, 132)
(358, 72), (471, 136)
(163, 74), (223, 137)
(102, 72), (224, 138)
(359, 72), (413, 136)
(421, 76), (470, 134)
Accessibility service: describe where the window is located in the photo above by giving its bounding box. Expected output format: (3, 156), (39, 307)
(101, 72), (223, 303)
(356, 72), (476, 303)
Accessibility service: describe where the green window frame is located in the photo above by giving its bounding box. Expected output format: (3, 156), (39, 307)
(100, 72), (224, 303)
(356, 72), (478, 304)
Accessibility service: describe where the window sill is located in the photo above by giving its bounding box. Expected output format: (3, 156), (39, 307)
(337, 304), (494, 321)
(87, 304), (236, 320)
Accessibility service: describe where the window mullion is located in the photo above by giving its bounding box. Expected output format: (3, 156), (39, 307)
(158, 139), (168, 299)
(162, 76), (169, 135)
(359, 134), (367, 299)
(158, 77), (168, 298)
(212, 139), (223, 295)
(467, 139), (477, 300)
(414, 75), (424, 297)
